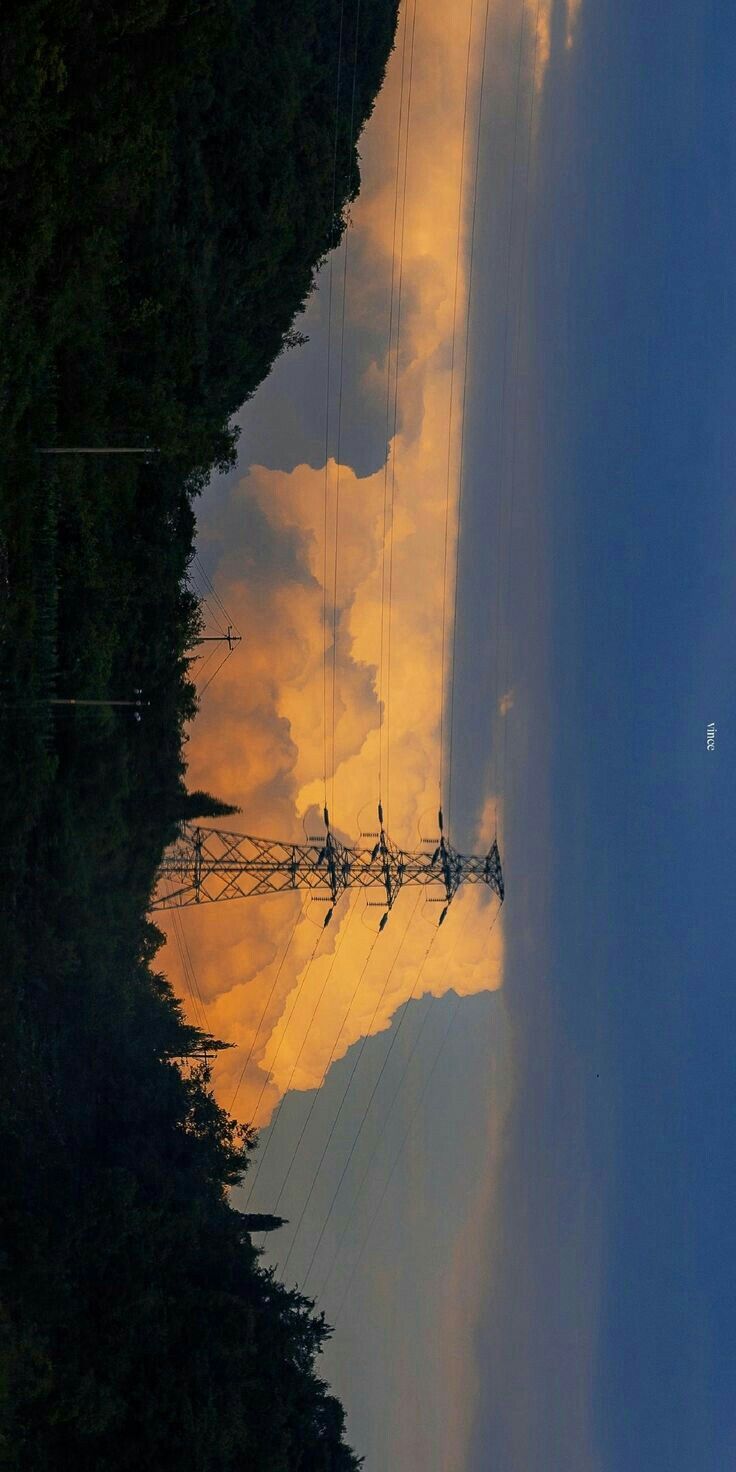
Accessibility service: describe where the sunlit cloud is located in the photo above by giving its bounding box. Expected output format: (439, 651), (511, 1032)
(533, 0), (584, 91)
(157, 0), (554, 1122)
(534, 0), (553, 91)
(566, 0), (584, 51)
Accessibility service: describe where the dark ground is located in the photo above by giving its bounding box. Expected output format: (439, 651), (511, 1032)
(0, 1), (399, 1465)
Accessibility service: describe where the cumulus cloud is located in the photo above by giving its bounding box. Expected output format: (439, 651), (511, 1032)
(158, 0), (548, 1123)
(566, 0), (584, 51)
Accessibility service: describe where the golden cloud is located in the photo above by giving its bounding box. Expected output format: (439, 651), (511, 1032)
(158, 0), (532, 1125)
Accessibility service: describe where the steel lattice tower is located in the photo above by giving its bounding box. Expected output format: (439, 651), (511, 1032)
(153, 808), (504, 927)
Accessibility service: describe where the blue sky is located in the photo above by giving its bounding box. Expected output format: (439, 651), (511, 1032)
(466, 2), (735, 1467)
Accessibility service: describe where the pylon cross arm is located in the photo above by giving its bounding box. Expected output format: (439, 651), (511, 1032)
(151, 823), (504, 912)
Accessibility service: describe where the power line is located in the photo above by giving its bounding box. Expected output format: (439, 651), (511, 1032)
(498, 0), (543, 800)
(321, 900), (502, 1301)
(438, 0), (477, 820)
(317, 930), (440, 1301)
(446, 0), (492, 840)
(270, 899), (403, 1227)
(231, 10), (353, 1186)
(197, 641), (235, 699)
(192, 640), (224, 685)
(271, 922), (383, 1275)
(330, 904), (503, 1326)
(330, 0), (364, 826)
(322, 0), (348, 815)
(268, 904), (399, 1256)
(378, 0), (418, 821)
(175, 909), (209, 1037)
(197, 558), (235, 633)
(277, 890), (422, 1275)
(489, 0), (529, 823)
(241, 924), (326, 1192)
(190, 554), (230, 634)
(228, 901), (304, 1116)
(186, 551), (242, 698)
(331, 1012), (448, 1325)
(35, 446), (159, 455)
(247, 895), (361, 1209)
(289, 893), (423, 1284)
(164, 886), (212, 1066)
(303, 918), (438, 1292)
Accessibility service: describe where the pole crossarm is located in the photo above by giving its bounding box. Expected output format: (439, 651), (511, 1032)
(152, 823), (504, 920)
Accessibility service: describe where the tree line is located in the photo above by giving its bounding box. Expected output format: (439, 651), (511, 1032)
(0, 0), (399, 1465)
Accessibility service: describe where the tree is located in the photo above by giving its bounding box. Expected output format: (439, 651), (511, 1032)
(175, 789), (241, 820)
(237, 1213), (288, 1234)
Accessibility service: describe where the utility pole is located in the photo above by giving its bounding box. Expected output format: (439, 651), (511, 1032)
(3, 697), (149, 714)
(153, 808), (504, 927)
(195, 626), (242, 651)
(36, 447), (160, 455)
(45, 698), (149, 707)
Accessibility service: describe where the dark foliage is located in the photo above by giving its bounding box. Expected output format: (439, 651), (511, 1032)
(0, 0), (399, 1465)
(0, 0), (398, 467)
(238, 1213), (289, 1233)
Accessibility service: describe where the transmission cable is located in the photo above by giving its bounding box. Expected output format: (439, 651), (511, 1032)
(270, 895), (411, 1234)
(190, 550), (241, 642)
(300, 917), (439, 1291)
(489, 0), (529, 825)
(197, 641), (235, 699)
(240, 0), (350, 1206)
(191, 639), (222, 685)
(330, 904), (502, 1324)
(498, 0), (543, 804)
(376, 0), (418, 818)
(175, 908), (209, 1039)
(330, 0), (363, 825)
(446, 0), (492, 838)
(277, 891), (422, 1274)
(322, 0), (348, 816)
(187, 552), (241, 697)
(317, 928), (440, 1298)
(437, 0), (477, 821)
(246, 895), (360, 1208)
(163, 877), (209, 1043)
(228, 901), (305, 1116)
(381, 0), (417, 828)
(192, 552), (239, 637)
(240, 924), (326, 1205)
(169, 903), (208, 1043)
(320, 900), (501, 1302)
(266, 921), (384, 1273)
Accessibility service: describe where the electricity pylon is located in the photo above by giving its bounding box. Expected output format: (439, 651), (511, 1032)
(153, 807), (504, 926)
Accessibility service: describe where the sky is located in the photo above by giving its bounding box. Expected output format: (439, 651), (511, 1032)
(463, 1), (735, 1468)
(164, 0), (511, 1130)
(165, 0), (735, 1467)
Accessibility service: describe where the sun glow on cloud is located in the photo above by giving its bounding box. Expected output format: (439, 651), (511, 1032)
(566, 0), (583, 51)
(532, 0), (584, 98)
(157, 0), (543, 1125)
